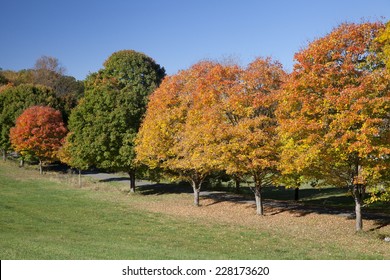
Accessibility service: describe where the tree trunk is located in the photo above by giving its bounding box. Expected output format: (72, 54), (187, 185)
(294, 187), (300, 201)
(254, 187), (264, 215)
(192, 183), (201, 206)
(353, 184), (365, 231)
(39, 160), (43, 175)
(2, 149), (6, 161)
(78, 169), (82, 188)
(191, 176), (204, 207)
(128, 169), (136, 193)
(253, 174), (264, 215)
(19, 158), (24, 168)
(235, 179), (240, 193)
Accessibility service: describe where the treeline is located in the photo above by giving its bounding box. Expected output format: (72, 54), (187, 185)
(0, 56), (83, 163)
(1, 21), (389, 231)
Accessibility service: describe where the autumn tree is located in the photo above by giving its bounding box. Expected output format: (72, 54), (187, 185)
(369, 20), (390, 203)
(136, 59), (285, 210)
(376, 20), (390, 70)
(216, 58), (286, 215)
(0, 84), (62, 161)
(136, 61), (238, 206)
(277, 21), (389, 231)
(67, 50), (165, 192)
(10, 106), (68, 174)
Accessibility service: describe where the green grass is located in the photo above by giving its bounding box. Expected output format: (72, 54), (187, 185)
(0, 162), (389, 259)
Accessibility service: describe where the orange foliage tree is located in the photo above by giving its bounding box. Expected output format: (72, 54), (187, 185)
(136, 58), (285, 213)
(216, 58), (286, 215)
(277, 22), (390, 231)
(10, 106), (68, 174)
(136, 61), (238, 206)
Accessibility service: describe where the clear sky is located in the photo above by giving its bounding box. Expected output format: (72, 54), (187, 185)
(1, 0), (389, 80)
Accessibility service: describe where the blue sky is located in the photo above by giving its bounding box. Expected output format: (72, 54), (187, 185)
(1, 0), (389, 80)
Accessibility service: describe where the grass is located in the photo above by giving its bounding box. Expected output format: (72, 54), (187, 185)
(0, 161), (389, 259)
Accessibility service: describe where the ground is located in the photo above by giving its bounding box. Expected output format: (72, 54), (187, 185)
(84, 170), (390, 256)
(1, 162), (389, 259)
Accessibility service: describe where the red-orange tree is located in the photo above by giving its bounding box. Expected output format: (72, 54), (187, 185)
(10, 106), (68, 174)
(277, 22), (389, 231)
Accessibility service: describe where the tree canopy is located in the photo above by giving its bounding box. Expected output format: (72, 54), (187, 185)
(136, 58), (286, 210)
(136, 61), (230, 205)
(0, 84), (62, 159)
(67, 50), (165, 191)
(217, 58), (286, 215)
(277, 21), (390, 231)
(10, 106), (67, 174)
(377, 21), (390, 70)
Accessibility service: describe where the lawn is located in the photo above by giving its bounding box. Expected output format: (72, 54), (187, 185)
(0, 161), (389, 259)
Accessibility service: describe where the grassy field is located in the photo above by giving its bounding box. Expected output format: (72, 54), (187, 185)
(0, 161), (389, 259)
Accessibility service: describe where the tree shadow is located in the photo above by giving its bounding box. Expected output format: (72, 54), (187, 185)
(200, 191), (390, 231)
(202, 192), (254, 207)
(368, 220), (390, 232)
(87, 175), (390, 231)
(99, 177), (130, 183)
(137, 182), (193, 195)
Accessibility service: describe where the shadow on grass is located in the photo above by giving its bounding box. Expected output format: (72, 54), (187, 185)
(199, 187), (390, 231)
(99, 177), (130, 182)
(83, 171), (390, 231)
(137, 183), (193, 195)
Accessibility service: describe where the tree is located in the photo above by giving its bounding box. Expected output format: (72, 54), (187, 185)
(10, 106), (68, 174)
(34, 55), (66, 89)
(0, 69), (36, 86)
(136, 59), (285, 210)
(67, 50), (165, 192)
(0, 71), (8, 85)
(0, 61), (83, 124)
(33, 56), (84, 122)
(0, 84), (62, 161)
(58, 133), (90, 187)
(216, 58), (286, 215)
(370, 20), (390, 203)
(136, 61), (232, 206)
(376, 21), (390, 70)
(277, 22), (389, 231)
(0, 93), (5, 161)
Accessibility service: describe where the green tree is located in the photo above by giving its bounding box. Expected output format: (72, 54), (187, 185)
(0, 71), (8, 85)
(0, 69), (35, 86)
(58, 133), (90, 187)
(68, 50), (165, 192)
(0, 84), (62, 161)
